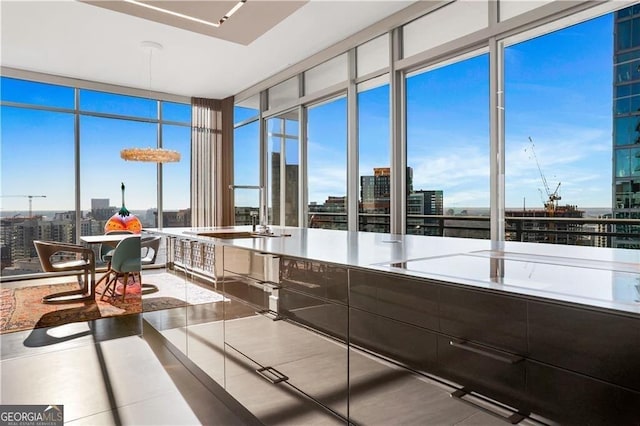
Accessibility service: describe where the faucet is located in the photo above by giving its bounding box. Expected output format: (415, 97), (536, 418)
(229, 185), (271, 235)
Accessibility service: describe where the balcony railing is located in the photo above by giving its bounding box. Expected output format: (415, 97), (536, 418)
(306, 212), (640, 248)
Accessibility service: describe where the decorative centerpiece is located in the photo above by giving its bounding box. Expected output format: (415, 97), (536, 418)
(104, 182), (142, 234)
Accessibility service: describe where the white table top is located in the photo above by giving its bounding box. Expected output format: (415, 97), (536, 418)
(80, 234), (140, 244)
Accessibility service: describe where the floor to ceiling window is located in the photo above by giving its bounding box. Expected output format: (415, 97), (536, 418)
(612, 5), (640, 248)
(307, 96), (348, 230)
(0, 76), (191, 276)
(80, 115), (157, 232)
(358, 76), (390, 233)
(504, 12), (615, 246)
(233, 95), (260, 225)
(405, 52), (490, 238)
(161, 101), (191, 228)
(267, 110), (299, 226)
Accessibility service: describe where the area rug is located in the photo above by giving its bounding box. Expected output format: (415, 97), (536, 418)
(1, 275), (227, 335)
(0, 281), (142, 335)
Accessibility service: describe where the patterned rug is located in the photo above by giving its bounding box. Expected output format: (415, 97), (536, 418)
(0, 281), (141, 334)
(0, 275), (226, 334)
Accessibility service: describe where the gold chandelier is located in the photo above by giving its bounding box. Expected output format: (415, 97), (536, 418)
(121, 41), (181, 164)
(120, 147), (181, 163)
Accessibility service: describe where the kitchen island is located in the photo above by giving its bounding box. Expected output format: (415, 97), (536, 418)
(146, 226), (640, 425)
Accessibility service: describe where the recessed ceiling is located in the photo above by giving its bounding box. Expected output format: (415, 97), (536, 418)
(0, 0), (415, 99)
(80, 0), (308, 45)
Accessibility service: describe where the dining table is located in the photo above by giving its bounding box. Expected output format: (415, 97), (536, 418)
(80, 233), (141, 291)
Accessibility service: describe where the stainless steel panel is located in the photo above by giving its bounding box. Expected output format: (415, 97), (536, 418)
(279, 289), (348, 341)
(349, 346), (479, 425)
(280, 257), (348, 303)
(224, 344), (346, 425)
(223, 246), (280, 283)
(224, 313), (348, 419)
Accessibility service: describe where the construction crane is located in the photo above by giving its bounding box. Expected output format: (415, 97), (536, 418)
(526, 137), (561, 214)
(0, 195), (46, 218)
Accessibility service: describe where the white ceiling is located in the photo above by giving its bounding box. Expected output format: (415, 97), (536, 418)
(0, 0), (415, 100)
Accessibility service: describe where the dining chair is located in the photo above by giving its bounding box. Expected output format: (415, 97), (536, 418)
(140, 235), (161, 266)
(34, 240), (96, 304)
(140, 235), (162, 294)
(100, 230), (135, 262)
(100, 236), (141, 302)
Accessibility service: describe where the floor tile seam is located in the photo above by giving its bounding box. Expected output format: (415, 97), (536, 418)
(61, 406), (116, 425)
(0, 339), (101, 363)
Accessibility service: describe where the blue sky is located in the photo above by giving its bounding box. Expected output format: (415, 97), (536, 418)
(1, 86), (191, 213)
(1, 11), (617, 213)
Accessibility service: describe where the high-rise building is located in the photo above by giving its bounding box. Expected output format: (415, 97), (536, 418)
(505, 205), (585, 245)
(91, 198), (109, 210)
(613, 6), (640, 248)
(407, 190), (444, 236)
(271, 152), (299, 227)
(360, 167), (391, 212)
(91, 198), (115, 221)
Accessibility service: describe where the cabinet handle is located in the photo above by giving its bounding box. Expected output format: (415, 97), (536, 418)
(451, 388), (527, 424)
(257, 309), (282, 321)
(449, 340), (523, 364)
(256, 366), (289, 384)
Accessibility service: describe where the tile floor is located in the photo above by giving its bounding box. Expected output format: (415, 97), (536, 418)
(0, 272), (257, 426)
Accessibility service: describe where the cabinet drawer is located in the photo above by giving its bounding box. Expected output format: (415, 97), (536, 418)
(279, 289), (348, 342)
(280, 257), (348, 304)
(224, 344), (347, 425)
(526, 361), (640, 424)
(528, 301), (640, 392)
(436, 335), (526, 410)
(439, 286), (528, 354)
(349, 269), (439, 331)
(350, 308), (438, 372)
(224, 246), (279, 283)
(223, 273), (269, 311)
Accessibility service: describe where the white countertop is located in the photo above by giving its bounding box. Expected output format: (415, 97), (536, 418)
(146, 226), (640, 315)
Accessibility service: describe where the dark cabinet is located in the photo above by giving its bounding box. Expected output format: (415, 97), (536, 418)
(224, 249), (349, 421)
(280, 257), (348, 304)
(349, 269), (439, 331)
(350, 308), (438, 372)
(436, 335), (527, 410)
(526, 361), (640, 425)
(528, 301), (640, 392)
(279, 289), (348, 342)
(439, 285), (528, 354)
(218, 243), (640, 425)
(224, 344), (347, 425)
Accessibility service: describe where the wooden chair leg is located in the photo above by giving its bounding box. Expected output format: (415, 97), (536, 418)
(100, 274), (118, 301)
(122, 273), (129, 302)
